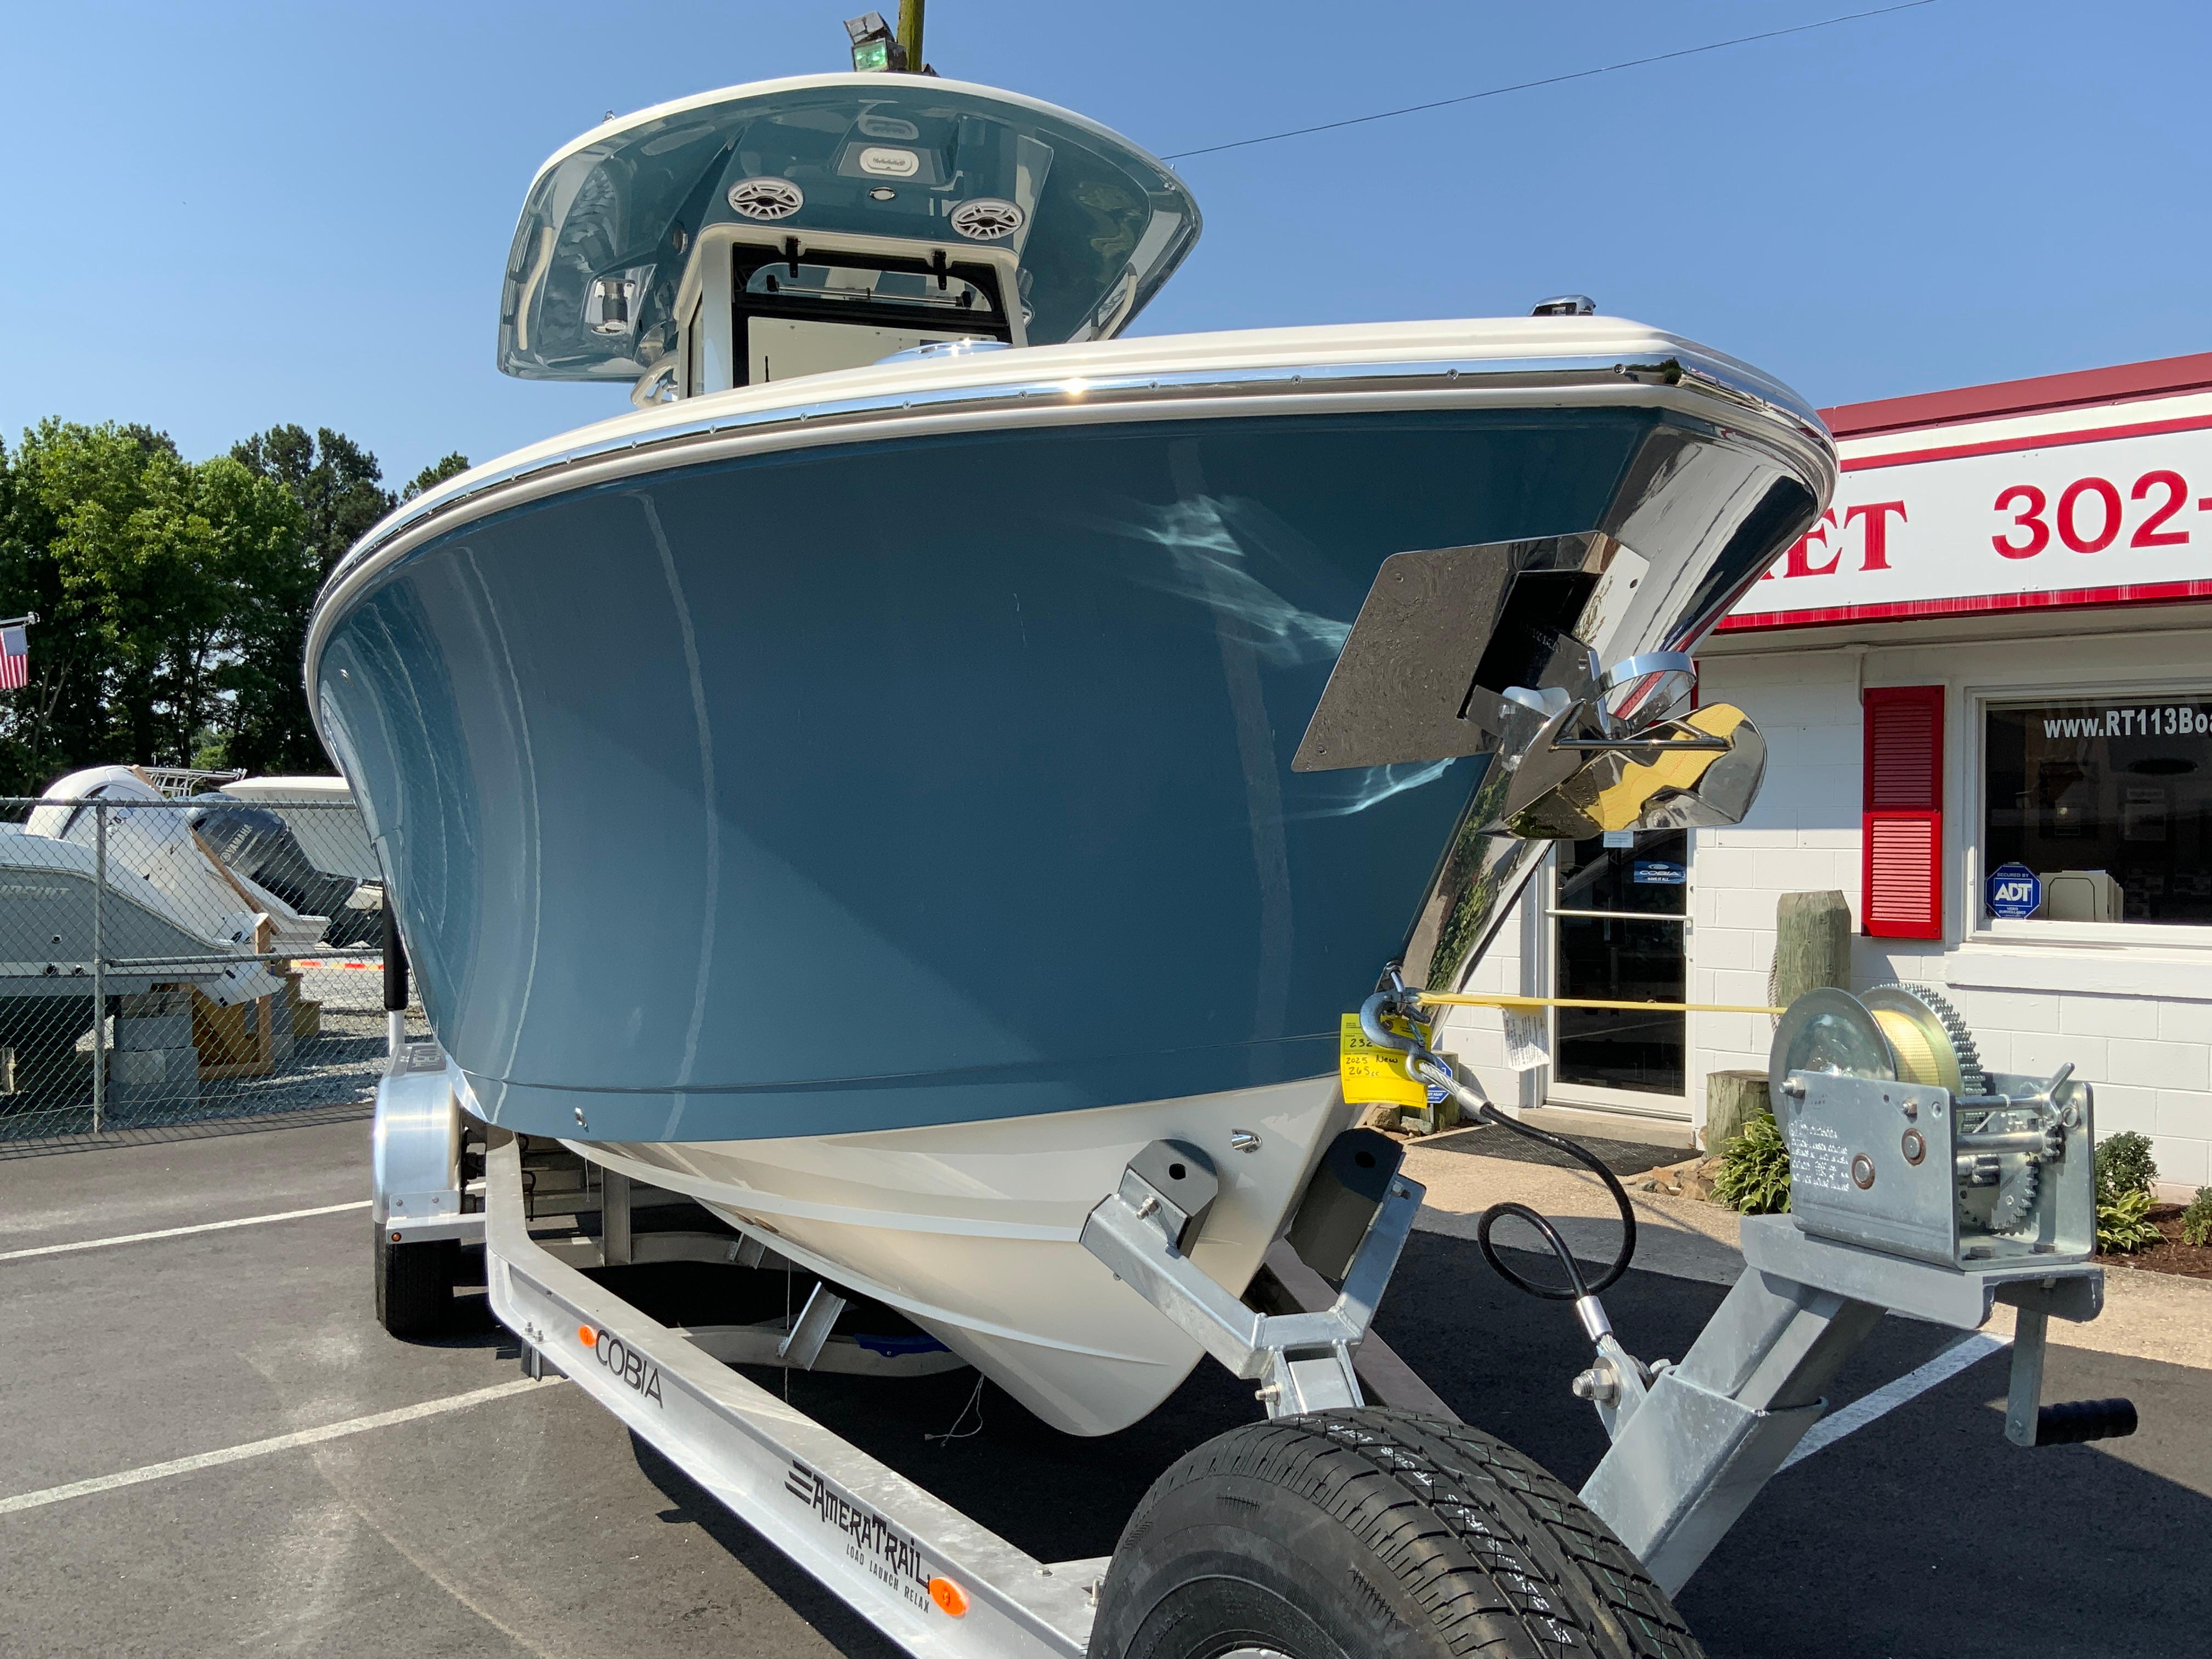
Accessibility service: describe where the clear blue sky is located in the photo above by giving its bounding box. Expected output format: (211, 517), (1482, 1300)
(4, 1), (2206, 485)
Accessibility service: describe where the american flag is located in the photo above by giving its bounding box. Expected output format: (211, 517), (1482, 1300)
(0, 625), (27, 691)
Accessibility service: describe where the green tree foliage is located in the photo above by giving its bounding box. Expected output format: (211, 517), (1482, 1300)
(224, 426), (396, 774)
(0, 420), (465, 792)
(403, 453), (471, 501)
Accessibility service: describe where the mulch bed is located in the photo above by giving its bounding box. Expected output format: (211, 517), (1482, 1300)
(2103, 1204), (2212, 1279)
(1420, 1122), (1696, 1179)
(1415, 1132), (2212, 1278)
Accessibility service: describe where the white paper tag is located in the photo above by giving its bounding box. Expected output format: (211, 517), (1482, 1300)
(1503, 1007), (1550, 1072)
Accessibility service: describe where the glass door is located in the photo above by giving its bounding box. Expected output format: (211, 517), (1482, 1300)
(1549, 831), (1689, 1109)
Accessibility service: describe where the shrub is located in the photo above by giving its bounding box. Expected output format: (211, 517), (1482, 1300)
(2095, 1131), (2159, 1200)
(2098, 1185), (2163, 1254)
(2092, 1131), (2162, 1255)
(1713, 1111), (1791, 1215)
(2182, 1187), (2212, 1249)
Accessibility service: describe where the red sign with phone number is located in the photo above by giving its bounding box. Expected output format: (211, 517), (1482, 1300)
(1719, 408), (2212, 630)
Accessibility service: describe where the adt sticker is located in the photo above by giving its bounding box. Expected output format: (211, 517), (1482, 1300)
(1987, 862), (2041, 919)
(1633, 861), (1687, 885)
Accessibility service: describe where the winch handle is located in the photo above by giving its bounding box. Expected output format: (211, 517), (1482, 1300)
(2005, 1306), (2138, 1449)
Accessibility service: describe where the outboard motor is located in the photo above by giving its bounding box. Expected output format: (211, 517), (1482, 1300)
(188, 794), (376, 945)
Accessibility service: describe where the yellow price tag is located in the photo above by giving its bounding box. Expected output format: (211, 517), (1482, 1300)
(1339, 1011), (1431, 1108)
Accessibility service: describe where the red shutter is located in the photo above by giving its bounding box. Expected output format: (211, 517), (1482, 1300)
(1861, 685), (1944, 939)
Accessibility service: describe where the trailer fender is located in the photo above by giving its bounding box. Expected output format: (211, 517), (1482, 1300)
(371, 1045), (464, 1232)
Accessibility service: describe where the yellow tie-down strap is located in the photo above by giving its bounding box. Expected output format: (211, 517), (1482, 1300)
(1419, 992), (1788, 1017)
(1338, 995), (1789, 1106)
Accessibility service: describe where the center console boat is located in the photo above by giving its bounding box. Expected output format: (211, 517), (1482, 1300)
(312, 71), (1833, 1434)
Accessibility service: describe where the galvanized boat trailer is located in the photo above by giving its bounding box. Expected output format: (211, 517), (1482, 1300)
(372, 977), (2136, 1658)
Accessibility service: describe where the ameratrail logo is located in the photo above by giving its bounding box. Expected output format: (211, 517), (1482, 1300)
(783, 1458), (935, 1610)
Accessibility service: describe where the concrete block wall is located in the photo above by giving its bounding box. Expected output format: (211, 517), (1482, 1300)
(1434, 885), (1536, 1109)
(1690, 629), (2212, 1197)
(110, 1045), (199, 1087)
(1688, 653), (1869, 1099)
(1929, 983), (2212, 1194)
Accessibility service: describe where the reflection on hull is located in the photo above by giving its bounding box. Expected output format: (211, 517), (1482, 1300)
(311, 352), (1826, 1147)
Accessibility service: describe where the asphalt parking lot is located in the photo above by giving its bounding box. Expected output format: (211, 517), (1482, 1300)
(4, 1115), (2208, 1659)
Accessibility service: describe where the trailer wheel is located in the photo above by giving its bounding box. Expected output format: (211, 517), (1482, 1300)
(374, 1229), (458, 1339)
(1089, 1408), (1701, 1659)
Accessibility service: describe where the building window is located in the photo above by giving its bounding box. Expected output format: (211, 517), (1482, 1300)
(1984, 695), (2212, 923)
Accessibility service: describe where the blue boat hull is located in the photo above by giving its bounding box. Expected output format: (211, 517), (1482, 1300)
(314, 404), (1804, 1143)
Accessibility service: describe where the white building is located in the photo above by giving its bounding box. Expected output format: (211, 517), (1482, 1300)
(1444, 350), (2212, 1199)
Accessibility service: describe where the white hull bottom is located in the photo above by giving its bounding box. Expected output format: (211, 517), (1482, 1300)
(569, 1076), (1355, 1435)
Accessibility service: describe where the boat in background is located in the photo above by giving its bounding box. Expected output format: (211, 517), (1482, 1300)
(25, 767), (324, 990)
(0, 766), (348, 1072)
(311, 73), (1833, 1432)
(0, 820), (255, 1062)
(195, 777), (382, 947)
(219, 775), (382, 888)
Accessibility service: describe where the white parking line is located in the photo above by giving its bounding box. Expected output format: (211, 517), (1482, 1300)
(0, 1199), (372, 1262)
(0, 1377), (559, 1516)
(1780, 1331), (2011, 1469)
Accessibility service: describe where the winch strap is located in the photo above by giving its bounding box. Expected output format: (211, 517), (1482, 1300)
(1421, 992), (1786, 1016)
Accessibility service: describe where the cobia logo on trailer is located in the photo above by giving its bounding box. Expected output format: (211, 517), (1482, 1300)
(578, 1323), (663, 1405)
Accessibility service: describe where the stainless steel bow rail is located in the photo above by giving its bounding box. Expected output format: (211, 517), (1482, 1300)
(370, 977), (2136, 1655)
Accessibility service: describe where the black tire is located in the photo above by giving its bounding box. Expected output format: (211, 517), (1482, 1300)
(374, 1229), (458, 1339)
(1089, 1408), (1702, 1659)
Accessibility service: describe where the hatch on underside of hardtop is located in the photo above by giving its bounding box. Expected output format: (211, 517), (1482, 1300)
(499, 73), (1201, 388)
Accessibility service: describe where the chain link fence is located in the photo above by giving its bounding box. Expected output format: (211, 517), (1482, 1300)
(0, 787), (428, 1145)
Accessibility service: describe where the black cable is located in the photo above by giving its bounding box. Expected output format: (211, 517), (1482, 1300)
(1162, 2), (1940, 161)
(1465, 1098), (1639, 1299)
(1475, 1201), (1589, 1302)
(1361, 990), (1639, 1301)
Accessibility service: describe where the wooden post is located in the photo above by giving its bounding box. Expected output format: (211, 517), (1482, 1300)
(1705, 1070), (1770, 1149)
(1701, 890), (1850, 1149)
(251, 916), (275, 1070)
(1774, 889), (1851, 1006)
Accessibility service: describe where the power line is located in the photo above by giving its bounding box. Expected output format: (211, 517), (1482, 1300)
(1161, 1), (1940, 161)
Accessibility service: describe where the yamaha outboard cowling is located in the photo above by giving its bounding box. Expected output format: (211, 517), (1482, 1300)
(188, 793), (377, 945)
